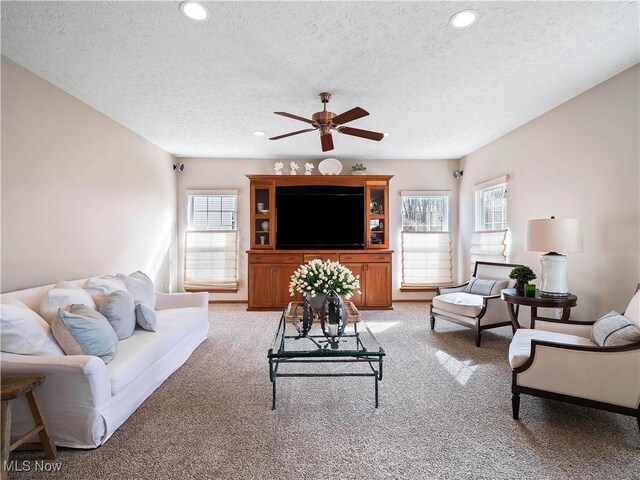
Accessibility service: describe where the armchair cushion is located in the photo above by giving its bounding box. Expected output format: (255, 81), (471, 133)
(624, 290), (639, 328)
(509, 328), (596, 369)
(432, 292), (484, 317)
(591, 311), (640, 347)
(463, 277), (509, 296)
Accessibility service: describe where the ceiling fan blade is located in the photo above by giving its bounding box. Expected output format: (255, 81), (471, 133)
(337, 126), (384, 141)
(269, 128), (316, 140)
(274, 111), (316, 125)
(321, 133), (334, 152)
(331, 107), (369, 125)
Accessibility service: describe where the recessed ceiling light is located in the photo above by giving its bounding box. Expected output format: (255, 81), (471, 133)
(253, 131), (266, 137)
(450, 10), (478, 28)
(180, 2), (208, 21)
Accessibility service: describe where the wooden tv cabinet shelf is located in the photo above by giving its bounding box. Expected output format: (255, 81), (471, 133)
(246, 174), (393, 311)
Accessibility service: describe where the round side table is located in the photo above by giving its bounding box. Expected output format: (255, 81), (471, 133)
(501, 288), (578, 330)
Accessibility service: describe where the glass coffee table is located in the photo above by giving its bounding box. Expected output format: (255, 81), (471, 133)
(267, 309), (385, 409)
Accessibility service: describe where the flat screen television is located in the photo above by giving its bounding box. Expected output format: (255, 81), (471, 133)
(276, 185), (365, 249)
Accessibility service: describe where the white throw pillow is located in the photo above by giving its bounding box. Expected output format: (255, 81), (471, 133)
(83, 276), (127, 308)
(52, 305), (118, 364)
(624, 290), (639, 329)
(99, 290), (136, 340)
(39, 284), (96, 324)
(134, 301), (157, 332)
(0, 297), (64, 356)
(117, 271), (156, 308)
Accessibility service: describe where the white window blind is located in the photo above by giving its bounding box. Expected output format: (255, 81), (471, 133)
(402, 232), (453, 286)
(184, 231), (238, 291)
(185, 192), (239, 291)
(469, 230), (508, 274)
(400, 192), (452, 287)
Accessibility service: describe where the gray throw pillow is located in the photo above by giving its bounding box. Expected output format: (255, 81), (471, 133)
(592, 311), (640, 347)
(98, 290), (136, 340)
(135, 302), (157, 332)
(117, 271), (156, 308)
(51, 305), (118, 364)
(464, 277), (509, 296)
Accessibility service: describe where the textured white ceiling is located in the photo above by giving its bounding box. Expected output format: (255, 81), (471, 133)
(2, 1), (639, 160)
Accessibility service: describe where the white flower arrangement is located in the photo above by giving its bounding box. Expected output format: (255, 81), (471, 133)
(289, 259), (360, 299)
(274, 162), (284, 174)
(289, 161), (299, 175)
(304, 162), (315, 174)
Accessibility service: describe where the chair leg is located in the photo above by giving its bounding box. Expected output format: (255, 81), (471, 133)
(475, 330), (481, 347)
(512, 394), (520, 420)
(430, 316), (435, 330)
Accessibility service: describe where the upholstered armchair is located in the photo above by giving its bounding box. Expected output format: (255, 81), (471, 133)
(430, 261), (522, 347)
(509, 286), (640, 428)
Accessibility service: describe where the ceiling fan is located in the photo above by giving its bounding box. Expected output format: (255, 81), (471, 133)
(269, 92), (385, 152)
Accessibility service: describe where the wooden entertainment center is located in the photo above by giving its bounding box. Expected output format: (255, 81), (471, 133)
(246, 174), (393, 311)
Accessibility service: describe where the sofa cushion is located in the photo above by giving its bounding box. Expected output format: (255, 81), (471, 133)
(509, 328), (597, 369)
(463, 277), (509, 296)
(52, 305), (118, 364)
(39, 284), (96, 324)
(591, 311), (640, 347)
(107, 307), (207, 395)
(98, 290), (136, 340)
(83, 276), (127, 309)
(0, 297), (65, 356)
(624, 290), (639, 329)
(432, 292), (484, 317)
(117, 271), (155, 308)
(134, 302), (157, 331)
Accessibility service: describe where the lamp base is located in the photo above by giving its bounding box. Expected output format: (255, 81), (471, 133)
(539, 253), (570, 297)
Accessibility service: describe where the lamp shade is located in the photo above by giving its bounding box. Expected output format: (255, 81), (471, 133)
(526, 218), (583, 253)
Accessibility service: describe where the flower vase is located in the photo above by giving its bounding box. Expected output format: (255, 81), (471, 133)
(305, 171), (312, 175)
(306, 293), (327, 310)
(515, 280), (525, 295)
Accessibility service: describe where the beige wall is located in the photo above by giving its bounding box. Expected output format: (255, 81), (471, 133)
(1, 57), (178, 292)
(458, 64), (640, 320)
(176, 157), (459, 301)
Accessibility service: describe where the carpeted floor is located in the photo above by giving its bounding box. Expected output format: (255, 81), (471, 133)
(12, 303), (640, 479)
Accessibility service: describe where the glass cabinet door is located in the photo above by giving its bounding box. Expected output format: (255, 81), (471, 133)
(366, 183), (388, 248)
(251, 183), (274, 249)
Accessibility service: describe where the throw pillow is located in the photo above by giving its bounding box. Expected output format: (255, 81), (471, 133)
(591, 310), (640, 347)
(51, 304), (118, 364)
(39, 284), (96, 324)
(463, 277), (509, 296)
(135, 302), (157, 332)
(0, 297), (64, 356)
(98, 290), (136, 340)
(117, 271), (156, 308)
(83, 276), (127, 309)
(624, 290), (639, 329)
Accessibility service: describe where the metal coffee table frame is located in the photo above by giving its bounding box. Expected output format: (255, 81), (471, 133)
(268, 310), (385, 409)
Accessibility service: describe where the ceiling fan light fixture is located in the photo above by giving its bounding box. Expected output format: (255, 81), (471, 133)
(180, 2), (208, 21)
(383, 132), (390, 137)
(450, 10), (479, 28)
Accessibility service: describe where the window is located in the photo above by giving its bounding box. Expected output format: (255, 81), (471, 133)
(475, 181), (507, 231)
(400, 192), (452, 287)
(184, 191), (238, 291)
(471, 177), (508, 272)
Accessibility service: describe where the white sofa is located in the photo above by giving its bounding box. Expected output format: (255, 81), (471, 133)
(0, 279), (209, 449)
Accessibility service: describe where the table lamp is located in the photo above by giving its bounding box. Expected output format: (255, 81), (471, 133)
(526, 217), (583, 297)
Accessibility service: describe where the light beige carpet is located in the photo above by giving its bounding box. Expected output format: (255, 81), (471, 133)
(11, 303), (640, 479)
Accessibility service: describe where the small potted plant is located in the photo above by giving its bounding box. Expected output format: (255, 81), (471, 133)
(351, 163), (367, 175)
(509, 266), (537, 294)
